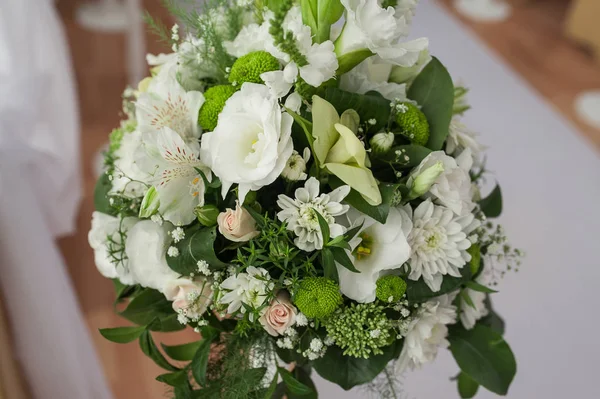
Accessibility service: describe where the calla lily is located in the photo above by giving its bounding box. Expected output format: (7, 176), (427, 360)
(311, 95), (382, 205)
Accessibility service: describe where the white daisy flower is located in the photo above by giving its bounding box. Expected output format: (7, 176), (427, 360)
(276, 177), (351, 251)
(218, 266), (272, 315)
(396, 293), (457, 371)
(405, 199), (480, 292)
(281, 148), (311, 182)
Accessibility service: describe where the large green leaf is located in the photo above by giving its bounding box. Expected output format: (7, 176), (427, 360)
(480, 296), (506, 335)
(99, 325), (147, 344)
(156, 370), (189, 387)
(448, 324), (517, 395)
(149, 313), (187, 332)
(479, 184), (503, 218)
(376, 144), (432, 168)
(119, 288), (173, 325)
(313, 341), (401, 390)
(139, 330), (179, 371)
(406, 265), (472, 302)
(300, 0), (344, 43)
(162, 340), (203, 361)
(457, 372), (480, 398)
(94, 173), (114, 215)
(191, 326), (220, 386)
(330, 177), (398, 224)
(278, 367), (314, 396)
(288, 367), (318, 399)
(314, 87), (391, 133)
(407, 57), (454, 150)
(167, 225), (227, 275)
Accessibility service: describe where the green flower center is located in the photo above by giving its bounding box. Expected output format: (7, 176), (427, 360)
(355, 233), (374, 259)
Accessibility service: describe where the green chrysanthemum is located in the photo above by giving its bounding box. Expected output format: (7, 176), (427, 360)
(375, 275), (407, 303)
(395, 102), (430, 146)
(324, 303), (393, 358)
(228, 51), (280, 86)
(294, 277), (342, 319)
(198, 85), (237, 131)
(467, 243), (481, 275)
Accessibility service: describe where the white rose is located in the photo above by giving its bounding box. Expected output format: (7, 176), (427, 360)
(125, 220), (180, 293)
(164, 278), (213, 319)
(88, 211), (138, 285)
(217, 201), (260, 242)
(201, 83), (294, 203)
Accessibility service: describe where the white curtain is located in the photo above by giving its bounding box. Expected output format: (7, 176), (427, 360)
(0, 1), (113, 398)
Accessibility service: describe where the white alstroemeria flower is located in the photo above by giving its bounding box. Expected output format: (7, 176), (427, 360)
(125, 220), (180, 293)
(201, 83), (293, 203)
(408, 149), (475, 216)
(281, 148), (311, 181)
(219, 267), (272, 315)
(141, 127), (212, 226)
(336, 0), (428, 67)
(460, 265), (492, 329)
(405, 199), (481, 292)
(340, 57), (407, 101)
(135, 74), (204, 144)
(88, 212), (138, 285)
(446, 119), (486, 163)
(337, 207), (412, 303)
(110, 130), (149, 198)
(396, 294), (457, 371)
(277, 177), (350, 251)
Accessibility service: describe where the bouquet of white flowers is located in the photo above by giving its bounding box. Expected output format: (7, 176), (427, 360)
(89, 0), (524, 397)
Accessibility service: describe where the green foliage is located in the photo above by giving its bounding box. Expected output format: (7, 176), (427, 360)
(161, 341), (203, 361)
(294, 277), (342, 319)
(139, 330), (179, 371)
(270, 0), (308, 66)
(300, 0), (345, 43)
(480, 296), (505, 335)
(454, 86), (471, 115)
(406, 264), (472, 302)
(99, 325), (147, 344)
(94, 174), (114, 215)
(156, 370), (189, 387)
(467, 244), (481, 275)
(457, 372), (480, 398)
(228, 51), (280, 86)
(375, 275), (407, 303)
(330, 177), (400, 224)
(407, 57), (454, 150)
(191, 326), (220, 385)
(278, 367), (315, 396)
(167, 225), (227, 275)
(448, 324), (517, 395)
(394, 102), (430, 146)
(479, 184), (503, 218)
(375, 144), (432, 169)
(198, 85), (237, 131)
(119, 288), (173, 326)
(313, 340), (402, 390)
(336, 49), (374, 75)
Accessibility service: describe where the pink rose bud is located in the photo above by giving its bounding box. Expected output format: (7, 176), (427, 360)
(217, 201), (259, 242)
(259, 292), (297, 336)
(163, 278), (212, 320)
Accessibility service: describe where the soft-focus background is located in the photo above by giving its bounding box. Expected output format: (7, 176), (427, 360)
(1, 0), (599, 398)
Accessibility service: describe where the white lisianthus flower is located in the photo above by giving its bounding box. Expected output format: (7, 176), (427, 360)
(135, 74), (204, 144)
(201, 83), (294, 203)
(446, 119), (486, 163)
(281, 148), (311, 181)
(140, 127), (212, 226)
(218, 266), (272, 315)
(336, 0), (428, 67)
(405, 199), (481, 292)
(110, 130), (149, 198)
(277, 177), (351, 251)
(125, 220), (180, 293)
(460, 265), (493, 329)
(88, 212), (138, 285)
(396, 294), (457, 371)
(408, 149), (474, 216)
(337, 207), (412, 303)
(340, 57), (407, 101)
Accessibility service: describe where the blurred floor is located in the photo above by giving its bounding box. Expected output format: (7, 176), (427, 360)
(54, 0), (600, 398)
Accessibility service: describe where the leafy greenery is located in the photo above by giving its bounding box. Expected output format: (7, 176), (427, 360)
(99, 325), (147, 344)
(139, 330), (179, 371)
(479, 184), (503, 218)
(167, 225), (227, 275)
(300, 0), (344, 43)
(457, 372), (479, 398)
(162, 341), (203, 361)
(330, 177), (400, 224)
(278, 367), (314, 396)
(406, 265), (472, 302)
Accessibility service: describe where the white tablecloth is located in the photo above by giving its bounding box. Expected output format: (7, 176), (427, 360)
(0, 1), (113, 398)
(314, 0), (600, 397)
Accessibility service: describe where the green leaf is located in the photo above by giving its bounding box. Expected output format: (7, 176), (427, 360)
(315, 211), (330, 244)
(99, 325), (147, 344)
(119, 288), (172, 326)
(480, 296), (505, 335)
(461, 290), (476, 310)
(149, 314), (187, 332)
(167, 225), (227, 275)
(286, 107), (314, 147)
(300, 0), (344, 43)
(320, 248), (339, 283)
(288, 367), (318, 399)
(315, 87), (391, 133)
(457, 372), (480, 398)
(191, 326), (220, 386)
(112, 279), (137, 305)
(406, 265), (472, 302)
(448, 324), (517, 395)
(313, 340), (401, 390)
(156, 370), (189, 387)
(330, 247), (359, 273)
(377, 145), (433, 168)
(479, 184), (502, 218)
(465, 281), (498, 293)
(139, 330), (179, 371)
(330, 177), (398, 224)
(94, 173), (114, 215)
(278, 367), (314, 396)
(407, 57), (454, 150)
(263, 370), (280, 399)
(161, 341), (202, 361)
(336, 49), (374, 75)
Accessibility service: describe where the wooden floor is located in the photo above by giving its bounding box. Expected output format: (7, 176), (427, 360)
(54, 0), (599, 398)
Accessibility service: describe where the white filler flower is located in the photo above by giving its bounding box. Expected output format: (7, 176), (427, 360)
(277, 177), (350, 251)
(219, 266), (272, 315)
(446, 119), (486, 161)
(396, 294), (457, 371)
(201, 83), (293, 203)
(405, 199), (480, 292)
(460, 265), (492, 329)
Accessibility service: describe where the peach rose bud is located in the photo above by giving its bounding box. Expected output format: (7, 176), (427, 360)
(259, 293), (297, 336)
(217, 201), (259, 242)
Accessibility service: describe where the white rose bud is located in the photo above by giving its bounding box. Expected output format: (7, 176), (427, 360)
(369, 132), (394, 155)
(217, 201), (260, 242)
(408, 161), (445, 199)
(281, 148), (310, 182)
(259, 292), (297, 336)
(164, 278), (213, 320)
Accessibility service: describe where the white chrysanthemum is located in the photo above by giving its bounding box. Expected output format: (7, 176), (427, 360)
(340, 57), (407, 101)
(460, 266), (492, 329)
(219, 266), (272, 315)
(125, 220), (180, 293)
(281, 148), (311, 181)
(337, 207), (412, 303)
(446, 119), (486, 162)
(201, 83), (293, 203)
(109, 130), (149, 198)
(88, 212), (138, 285)
(408, 149), (474, 216)
(336, 0), (428, 67)
(405, 199), (480, 292)
(277, 177), (351, 251)
(139, 127), (212, 226)
(396, 294), (457, 371)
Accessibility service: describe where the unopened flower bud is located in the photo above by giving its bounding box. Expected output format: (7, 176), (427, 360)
(194, 204), (219, 227)
(139, 186), (160, 218)
(369, 132), (394, 155)
(409, 161), (444, 199)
